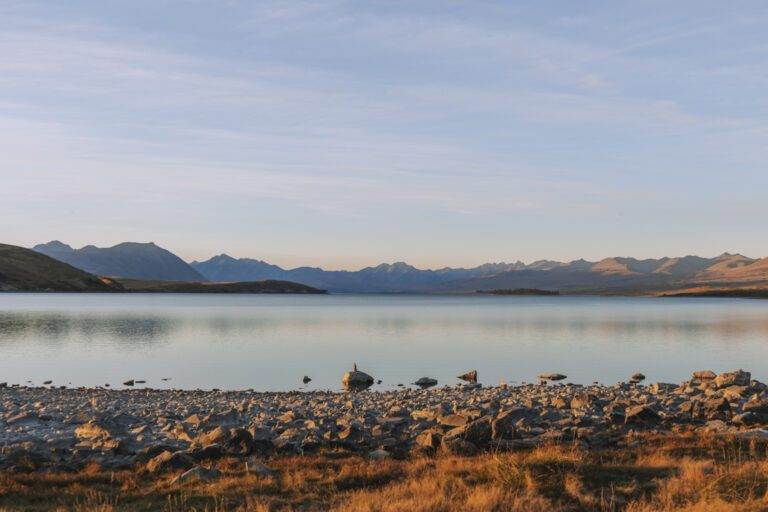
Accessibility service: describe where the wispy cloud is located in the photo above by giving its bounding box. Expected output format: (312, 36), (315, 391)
(1, 1), (767, 265)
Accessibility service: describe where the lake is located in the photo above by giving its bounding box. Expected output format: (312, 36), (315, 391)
(0, 293), (767, 390)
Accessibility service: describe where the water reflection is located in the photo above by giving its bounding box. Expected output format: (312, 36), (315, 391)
(0, 313), (173, 347)
(0, 294), (766, 389)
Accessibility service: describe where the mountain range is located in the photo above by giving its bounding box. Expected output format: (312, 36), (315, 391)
(34, 241), (205, 282)
(28, 240), (768, 294)
(1, 244), (324, 294)
(193, 252), (768, 293)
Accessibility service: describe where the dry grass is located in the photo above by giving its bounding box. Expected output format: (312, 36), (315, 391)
(1, 435), (768, 511)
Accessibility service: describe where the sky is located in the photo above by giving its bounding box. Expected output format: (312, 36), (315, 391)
(2, 1), (768, 269)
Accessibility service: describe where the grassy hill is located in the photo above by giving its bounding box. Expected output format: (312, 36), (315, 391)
(0, 244), (119, 292)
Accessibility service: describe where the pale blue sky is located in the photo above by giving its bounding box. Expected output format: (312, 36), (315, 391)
(2, 1), (767, 269)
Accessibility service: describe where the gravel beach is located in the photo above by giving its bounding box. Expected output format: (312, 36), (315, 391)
(1, 369), (766, 475)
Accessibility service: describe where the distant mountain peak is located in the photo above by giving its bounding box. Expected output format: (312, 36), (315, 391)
(33, 240), (73, 252)
(209, 253), (237, 262)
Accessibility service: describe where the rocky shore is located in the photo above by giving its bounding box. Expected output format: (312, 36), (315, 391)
(1, 369), (767, 477)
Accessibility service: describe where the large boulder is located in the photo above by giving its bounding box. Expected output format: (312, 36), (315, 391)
(699, 397), (731, 421)
(744, 398), (768, 415)
(413, 377), (438, 389)
(457, 370), (477, 383)
(442, 416), (492, 448)
(491, 412), (521, 441)
(624, 405), (661, 426)
(442, 437), (479, 456)
(438, 414), (470, 428)
(415, 430), (443, 451)
(538, 373), (567, 382)
(693, 370), (716, 380)
(342, 364), (374, 391)
(714, 370), (751, 389)
(224, 428), (255, 456)
(146, 450), (195, 473)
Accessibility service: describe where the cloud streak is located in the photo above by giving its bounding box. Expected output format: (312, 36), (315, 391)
(1, 1), (767, 266)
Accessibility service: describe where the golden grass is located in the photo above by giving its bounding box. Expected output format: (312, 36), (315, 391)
(1, 435), (768, 511)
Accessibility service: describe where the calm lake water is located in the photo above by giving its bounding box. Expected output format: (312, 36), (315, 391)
(0, 294), (767, 391)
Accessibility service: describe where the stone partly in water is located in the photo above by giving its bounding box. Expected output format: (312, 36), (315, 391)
(538, 373), (567, 382)
(302, 376), (312, 384)
(630, 373), (646, 383)
(457, 370), (477, 383)
(123, 380), (135, 386)
(413, 377), (438, 389)
(342, 364), (374, 392)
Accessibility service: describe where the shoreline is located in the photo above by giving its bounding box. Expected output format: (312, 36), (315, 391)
(2, 369), (766, 471)
(2, 370), (768, 510)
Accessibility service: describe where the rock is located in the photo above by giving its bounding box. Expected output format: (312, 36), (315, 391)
(302, 376), (312, 384)
(171, 466), (221, 485)
(693, 370), (716, 380)
(438, 414), (470, 428)
(538, 373), (567, 382)
(570, 393), (595, 410)
(630, 373), (646, 383)
(714, 370), (751, 389)
(624, 405), (660, 425)
(722, 386), (749, 401)
(146, 451), (195, 473)
(224, 428), (254, 456)
(552, 396), (571, 409)
(704, 419), (728, 432)
(733, 429), (768, 440)
(413, 377), (438, 389)
(342, 364), (374, 392)
(744, 398), (768, 415)
(650, 382), (676, 394)
(457, 371), (477, 383)
(442, 436), (479, 456)
(491, 414), (516, 441)
(733, 412), (761, 426)
(193, 444), (226, 460)
(700, 397), (730, 421)
(184, 414), (203, 426)
(123, 380), (135, 386)
(369, 448), (390, 460)
(43, 380), (52, 385)
(75, 420), (114, 440)
(443, 417), (492, 448)
(415, 430), (442, 450)
(6, 412), (39, 426)
(247, 460), (274, 477)
(197, 426), (227, 447)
